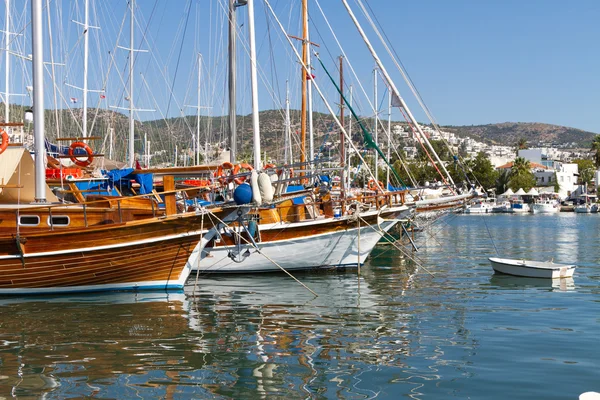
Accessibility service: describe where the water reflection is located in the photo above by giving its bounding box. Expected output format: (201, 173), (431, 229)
(489, 275), (576, 292)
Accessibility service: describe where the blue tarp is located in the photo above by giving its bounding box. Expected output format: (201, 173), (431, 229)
(104, 168), (154, 195)
(286, 185), (306, 205)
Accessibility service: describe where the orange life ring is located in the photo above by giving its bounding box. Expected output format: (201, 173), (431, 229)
(0, 130), (8, 155)
(263, 163), (276, 170)
(368, 179), (384, 192)
(232, 163), (254, 185)
(214, 162), (235, 185)
(68, 141), (94, 167)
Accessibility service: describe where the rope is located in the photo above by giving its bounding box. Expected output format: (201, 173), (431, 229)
(356, 214), (435, 277)
(203, 208), (318, 297)
(313, 52), (407, 189)
(481, 214), (500, 256)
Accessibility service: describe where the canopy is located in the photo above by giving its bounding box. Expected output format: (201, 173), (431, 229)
(501, 188), (514, 196)
(0, 147), (58, 203)
(526, 188), (539, 196)
(514, 188), (527, 195)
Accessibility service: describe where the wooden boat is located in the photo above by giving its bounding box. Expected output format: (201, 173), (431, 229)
(489, 257), (575, 279)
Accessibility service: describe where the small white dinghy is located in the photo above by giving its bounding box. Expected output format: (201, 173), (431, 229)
(489, 257), (576, 279)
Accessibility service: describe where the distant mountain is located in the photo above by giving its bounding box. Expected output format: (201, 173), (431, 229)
(2, 103), (596, 162)
(441, 122), (598, 149)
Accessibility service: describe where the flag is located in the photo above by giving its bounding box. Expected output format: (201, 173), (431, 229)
(100, 94), (106, 99)
(70, 97), (78, 104)
(306, 73), (315, 81)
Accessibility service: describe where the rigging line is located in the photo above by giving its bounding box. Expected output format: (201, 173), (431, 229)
(314, 52), (406, 188)
(204, 208), (318, 297)
(264, 0), (383, 189)
(357, 0), (472, 185)
(398, 106), (453, 189)
(481, 214), (500, 256)
(310, 0), (409, 180)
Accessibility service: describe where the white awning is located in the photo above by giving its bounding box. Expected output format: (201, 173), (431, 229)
(514, 188), (527, 195)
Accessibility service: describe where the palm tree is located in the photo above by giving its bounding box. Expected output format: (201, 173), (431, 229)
(509, 157), (536, 191)
(515, 138), (527, 155)
(591, 135), (600, 168)
(511, 157), (531, 176)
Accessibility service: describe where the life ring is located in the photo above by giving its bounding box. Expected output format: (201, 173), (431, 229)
(68, 141), (94, 167)
(232, 163), (254, 185)
(214, 162), (235, 185)
(263, 163), (276, 170)
(0, 129), (8, 155)
(368, 179), (384, 192)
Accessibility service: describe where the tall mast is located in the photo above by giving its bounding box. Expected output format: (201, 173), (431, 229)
(228, 0), (237, 164)
(247, 0), (261, 170)
(341, 0), (455, 186)
(339, 56), (345, 197)
(386, 90), (391, 187)
(82, 0), (89, 137)
(4, 0), (9, 125)
(196, 53), (202, 165)
(299, 0), (308, 173)
(373, 67), (378, 183)
(306, 17), (314, 167)
(128, 0), (135, 167)
(284, 80), (291, 164)
(347, 85), (353, 190)
(32, 0), (46, 202)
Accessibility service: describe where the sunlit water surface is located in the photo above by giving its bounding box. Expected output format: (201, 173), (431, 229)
(0, 213), (598, 399)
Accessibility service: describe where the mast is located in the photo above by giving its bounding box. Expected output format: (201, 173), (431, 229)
(386, 90), (391, 187)
(341, 0), (455, 186)
(82, 0), (89, 137)
(347, 85), (353, 190)
(128, 0), (135, 167)
(299, 0), (308, 173)
(307, 18), (314, 168)
(247, 0), (261, 170)
(228, 0), (237, 164)
(284, 80), (291, 164)
(4, 0), (9, 125)
(196, 53), (201, 165)
(373, 67), (378, 184)
(339, 56), (345, 198)
(32, 0), (46, 202)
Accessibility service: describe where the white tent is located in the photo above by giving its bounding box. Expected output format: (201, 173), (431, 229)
(501, 188), (514, 196)
(0, 147), (58, 203)
(526, 188), (539, 196)
(514, 188), (527, 196)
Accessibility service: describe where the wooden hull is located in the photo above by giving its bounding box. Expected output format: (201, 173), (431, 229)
(0, 208), (232, 295)
(489, 257), (575, 279)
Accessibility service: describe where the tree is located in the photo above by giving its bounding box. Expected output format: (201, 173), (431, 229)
(515, 138), (528, 155)
(470, 152), (499, 190)
(508, 157), (536, 191)
(591, 135), (600, 168)
(573, 159), (595, 185)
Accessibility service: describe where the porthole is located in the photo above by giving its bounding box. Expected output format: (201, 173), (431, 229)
(19, 215), (40, 226)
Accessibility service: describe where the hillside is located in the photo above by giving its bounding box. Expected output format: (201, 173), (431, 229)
(442, 122), (597, 149)
(1, 103), (596, 163)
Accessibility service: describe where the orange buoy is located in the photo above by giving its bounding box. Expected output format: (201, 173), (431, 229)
(0, 130), (9, 155)
(232, 163), (254, 185)
(214, 162), (235, 185)
(68, 141), (94, 167)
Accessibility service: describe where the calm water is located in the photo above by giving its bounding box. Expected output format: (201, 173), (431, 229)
(0, 213), (599, 399)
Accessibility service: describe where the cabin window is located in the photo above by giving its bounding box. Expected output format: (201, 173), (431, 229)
(48, 216), (70, 226)
(541, 177), (545, 183)
(19, 215), (40, 226)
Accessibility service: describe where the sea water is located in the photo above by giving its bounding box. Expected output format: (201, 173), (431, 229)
(0, 212), (598, 399)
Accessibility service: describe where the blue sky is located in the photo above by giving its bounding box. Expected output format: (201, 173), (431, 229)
(3, 0), (599, 133)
